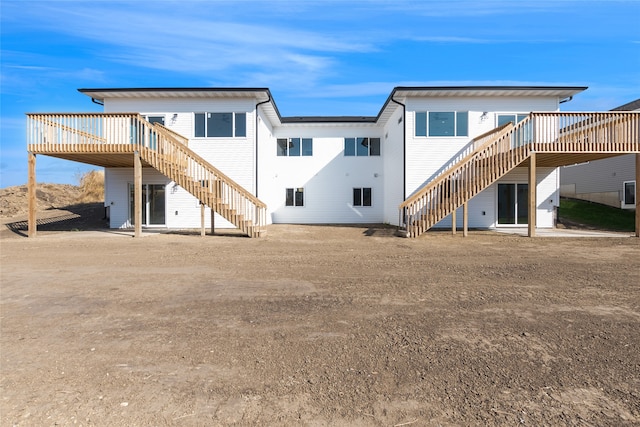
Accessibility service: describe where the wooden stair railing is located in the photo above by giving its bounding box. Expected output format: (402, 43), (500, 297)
(399, 111), (640, 238)
(399, 120), (530, 237)
(135, 116), (267, 237)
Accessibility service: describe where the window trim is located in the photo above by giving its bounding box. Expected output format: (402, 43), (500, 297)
(622, 180), (636, 208)
(285, 187), (305, 207)
(145, 115), (166, 125)
(353, 187), (372, 207)
(277, 138), (313, 157)
(193, 112), (247, 138)
(415, 111), (469, 138)
(344, 137), (381, 157)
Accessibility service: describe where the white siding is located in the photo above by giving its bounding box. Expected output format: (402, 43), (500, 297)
(104, 98), (257, 194)
(432, 167), (559, 229)
(98, 92), (566, 229)
(404, 96), (559, 198)
(382, 104), (405, 225)
(259, 124), (384, 224)
(105, 167), (235, 229)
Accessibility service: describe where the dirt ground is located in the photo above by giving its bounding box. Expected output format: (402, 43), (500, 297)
(1, 205), (639, 426)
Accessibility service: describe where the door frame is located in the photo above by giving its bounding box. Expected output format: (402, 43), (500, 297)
(128, 183), (167, 227)
(496, 182), (529, 227)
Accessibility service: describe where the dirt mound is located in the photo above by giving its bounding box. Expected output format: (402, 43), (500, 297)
(0, 170), (104, 219)
(0, 183), (83, 218)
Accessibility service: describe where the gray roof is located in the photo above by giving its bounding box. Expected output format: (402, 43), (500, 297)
(611, 98), (640, 111)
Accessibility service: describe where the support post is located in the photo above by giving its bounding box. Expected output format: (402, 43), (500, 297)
(27, 152), (37, 238)
(463, 202), (468, 237)
(451, 208), (457, 235)
(134, 151), (142, 238)
(210, 208), (216, 236)
(200, 203), (206, 237)
(528, 152), (537, 238)
(636, 153), (640, 237)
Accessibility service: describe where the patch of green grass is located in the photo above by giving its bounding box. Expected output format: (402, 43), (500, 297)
(559, 198), (635, 231)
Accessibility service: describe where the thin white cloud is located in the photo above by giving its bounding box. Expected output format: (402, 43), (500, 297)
(2, 2), (377, 88)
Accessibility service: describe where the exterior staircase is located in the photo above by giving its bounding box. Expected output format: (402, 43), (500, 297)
(399, 112), (640, 237)
(27, 113), (267, 237)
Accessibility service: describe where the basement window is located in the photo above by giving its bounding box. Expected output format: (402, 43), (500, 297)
(285, 188), (304, 206)
(353, 187), (372, 207)
(623, 181), (636, 207)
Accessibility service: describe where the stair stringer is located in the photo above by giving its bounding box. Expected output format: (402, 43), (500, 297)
(399, 120), (533, 237)
(137, 120), (267, 237)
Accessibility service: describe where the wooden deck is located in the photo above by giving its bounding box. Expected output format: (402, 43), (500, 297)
(399, 112), (640, 238)
(26, 113), (267, 238)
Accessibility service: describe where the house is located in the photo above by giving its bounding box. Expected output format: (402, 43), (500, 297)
(560, 98), (639, 209)
(25, 86), (640, 238)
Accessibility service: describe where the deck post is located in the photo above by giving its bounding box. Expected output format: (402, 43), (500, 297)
(463, 202), (468, 237)
(210, 209), (215, 235)
(200, 203), (206, 237)
(451, 208), (457, 235)
(636, 153), (640, 237)
(528, 152), (537, 238)
(27, 152), (37, 238)
(134, 150), (142, 238)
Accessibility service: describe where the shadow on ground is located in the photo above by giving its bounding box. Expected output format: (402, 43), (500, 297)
(4, 203), (108, 237)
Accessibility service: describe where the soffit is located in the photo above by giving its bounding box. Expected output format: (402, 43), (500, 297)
(392, 86), (587, 99)
(79, 88), (272, 101)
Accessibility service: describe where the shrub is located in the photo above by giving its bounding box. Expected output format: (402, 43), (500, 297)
(77, 170), (104, 203)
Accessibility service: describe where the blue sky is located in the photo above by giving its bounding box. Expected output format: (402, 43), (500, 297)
(1, 0), (639, 188)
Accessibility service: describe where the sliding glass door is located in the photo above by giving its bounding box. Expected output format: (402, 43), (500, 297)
(129, 184), (166, 226)
(498, 183), (528, 225)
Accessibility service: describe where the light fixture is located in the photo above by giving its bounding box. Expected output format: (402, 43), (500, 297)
(480, 112), (489, 122)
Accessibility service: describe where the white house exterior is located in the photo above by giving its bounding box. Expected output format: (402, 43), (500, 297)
(77, 86), (587, 231)
(560, 99), (639, 209)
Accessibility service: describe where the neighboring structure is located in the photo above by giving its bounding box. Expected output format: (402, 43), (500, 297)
(560, 98), (640, 209)
(26, 86), (640, 238)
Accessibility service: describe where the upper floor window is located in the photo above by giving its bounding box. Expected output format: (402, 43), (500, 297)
(415, 111), (468, 137)
(344, 138), (380, 156)
(194, 112), (246, 138)
(277, 138), (313, 156)
(146, 115), (165, 126)
(497, 114), (528, 127)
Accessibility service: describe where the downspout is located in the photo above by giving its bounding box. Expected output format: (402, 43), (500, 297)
(255, 94), (271, 198)
(559, 96), (573, 104)
(91, 98), (104, 106)
(390, 96), (407, 227)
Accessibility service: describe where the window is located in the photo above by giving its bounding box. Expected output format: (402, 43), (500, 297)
(146, 115), (165, 125)
(497, 114), (528, 127)
(415, 111), (468, 137)
(285, 188), (304, 206)
(277, 138), (313, 156)
(344, 138), (380, 156)
(353, 187), (372, 207)
(194, 112), (246, 138)
(498, 114), (531, 146)
(623, 181), (636, 206)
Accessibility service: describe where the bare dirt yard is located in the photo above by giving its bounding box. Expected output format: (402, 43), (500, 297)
(1, 204), (639, 425)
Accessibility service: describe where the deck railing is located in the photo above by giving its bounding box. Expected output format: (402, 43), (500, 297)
(533, 112), (639, 152)
(399, 111), (639, 237)
(27, 113), (267, 237)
